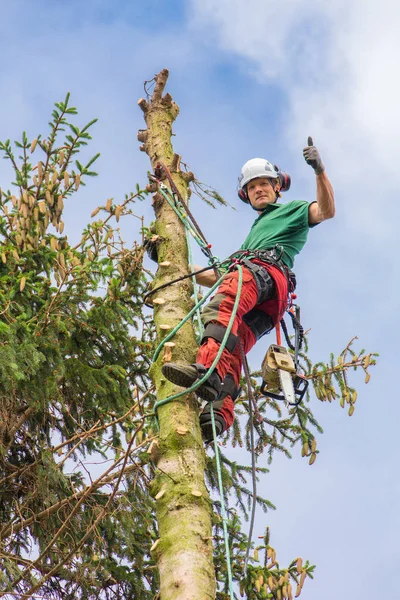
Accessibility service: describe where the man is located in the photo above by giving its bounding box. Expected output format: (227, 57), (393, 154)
(161, 137), (335, 441)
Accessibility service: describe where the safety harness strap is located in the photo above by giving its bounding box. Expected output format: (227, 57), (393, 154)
(239, 258), (276, 304)
(229, 247), (297, 294)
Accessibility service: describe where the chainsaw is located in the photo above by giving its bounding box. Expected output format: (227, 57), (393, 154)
(260, 344), (308, 405)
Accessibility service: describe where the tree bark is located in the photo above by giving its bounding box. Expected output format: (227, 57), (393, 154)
(138, 69), (216, 600)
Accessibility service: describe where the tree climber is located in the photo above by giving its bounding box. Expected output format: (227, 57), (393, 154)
(161, 137), (335, 442)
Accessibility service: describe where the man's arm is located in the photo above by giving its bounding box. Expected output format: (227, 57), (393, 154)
(303, 137), (335, 225)
(308, 171), (335, 224)
(193, 265), (218, 288)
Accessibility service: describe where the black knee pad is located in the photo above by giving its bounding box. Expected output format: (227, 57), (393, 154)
(200, 323), (238, 353)
(243, 308), (274, 340)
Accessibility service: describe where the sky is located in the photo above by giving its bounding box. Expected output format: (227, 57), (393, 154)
(0, 1), (397, 598)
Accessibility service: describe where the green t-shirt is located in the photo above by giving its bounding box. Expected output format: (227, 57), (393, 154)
(240, 200), (314, 268)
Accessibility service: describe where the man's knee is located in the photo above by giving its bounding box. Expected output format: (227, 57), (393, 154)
(243, 308), (274, 340)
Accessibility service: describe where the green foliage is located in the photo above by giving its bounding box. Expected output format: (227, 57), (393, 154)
(0, 96), (158, 599)
(235, 527), (315, 600)
(223, 335), (377, 468)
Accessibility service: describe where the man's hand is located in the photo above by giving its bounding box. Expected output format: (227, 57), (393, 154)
(306, 136), (335, 224)
(303, 136), (325, 175)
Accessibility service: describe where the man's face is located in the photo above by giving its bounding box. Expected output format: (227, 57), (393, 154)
(246, 177), (278, 211)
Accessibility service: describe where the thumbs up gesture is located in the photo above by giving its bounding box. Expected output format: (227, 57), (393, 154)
(303, 136), (325, 175)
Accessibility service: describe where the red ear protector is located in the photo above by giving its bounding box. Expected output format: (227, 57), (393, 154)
(276, 166), (291, 192)
(237, 187), (248, 202)
(238, 166), (291, 203)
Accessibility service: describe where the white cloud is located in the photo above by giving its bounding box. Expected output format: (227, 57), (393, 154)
(189, 0), (330, 78)
(189, 0), (400, 242)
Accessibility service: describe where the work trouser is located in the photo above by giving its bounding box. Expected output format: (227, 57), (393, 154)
(196, 263), (288, 429)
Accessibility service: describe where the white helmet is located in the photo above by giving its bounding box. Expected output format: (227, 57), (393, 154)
(239, 158), (278, 191)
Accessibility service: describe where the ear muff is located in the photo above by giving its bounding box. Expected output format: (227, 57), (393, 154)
(274, 166), (291, 192)
(237, 188), (249, 203)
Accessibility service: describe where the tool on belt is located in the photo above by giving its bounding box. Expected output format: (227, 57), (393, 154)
(260, 306), (308, 406)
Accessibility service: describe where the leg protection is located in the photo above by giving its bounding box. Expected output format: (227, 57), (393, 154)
(219, 373), (241, 403)
(200, 323), (238, 353)
(243, 308), (274, 340)
(199, 374), (241, 442)
(241, 259), (276, 304)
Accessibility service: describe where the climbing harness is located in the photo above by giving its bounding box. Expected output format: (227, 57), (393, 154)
(228, 247), (297, 295)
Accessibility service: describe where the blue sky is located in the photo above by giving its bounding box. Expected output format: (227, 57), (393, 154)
(0, 1), (397, 598)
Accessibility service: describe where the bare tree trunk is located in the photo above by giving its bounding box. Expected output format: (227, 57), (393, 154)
(138, 69), (216, 600)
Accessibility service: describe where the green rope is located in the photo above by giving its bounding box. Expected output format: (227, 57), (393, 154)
(153, 181), (238, 599)
(152, 273), (225, 364)
(158, 186), (209, 252)
(186, 228), (203, 343)
(153, 267), (241, 600)
(153, 266), (242, 412)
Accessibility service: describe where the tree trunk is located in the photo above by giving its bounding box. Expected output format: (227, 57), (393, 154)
(138, 69), (216, 600)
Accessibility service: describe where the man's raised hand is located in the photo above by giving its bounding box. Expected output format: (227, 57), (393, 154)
(303, 136), (325, 175)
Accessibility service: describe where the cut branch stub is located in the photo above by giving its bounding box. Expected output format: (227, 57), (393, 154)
(182, 171), (195, 183)
(138, 98), (149, 113)
(137, 130), (148, 143)
(161, 92), (173, 107)
(171, 153), (181, 172)
(152, 68), (169, 102)
(146, 182), (158, 193)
